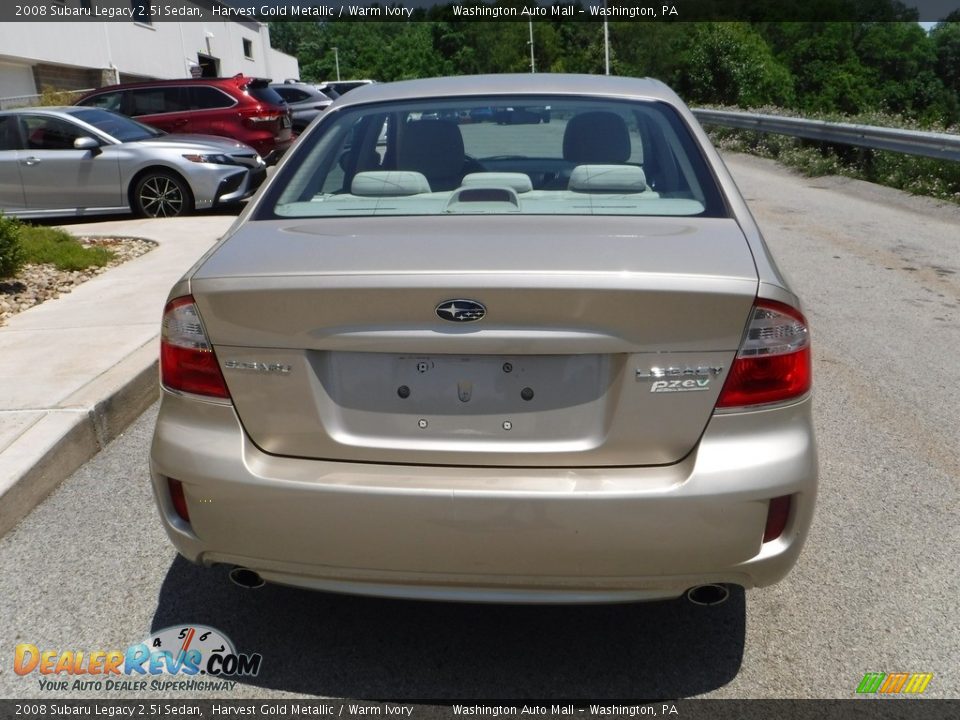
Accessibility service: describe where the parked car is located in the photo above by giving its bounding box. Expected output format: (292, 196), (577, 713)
(75, 75), (292, 163)
(315, 79), (375, 96)
(151, 74), (817, 604)
(468, 106), (495, 122)
(494, 105), (552, 124)
(270, 81), (338, 132)
(0, 107), (265, 219)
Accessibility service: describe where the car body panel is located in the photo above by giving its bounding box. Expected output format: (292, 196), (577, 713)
(151, 392), (816, 602)
(191, 215), (757, 466)
(271, 82), (336, 131)
(19, 146), (122, 210)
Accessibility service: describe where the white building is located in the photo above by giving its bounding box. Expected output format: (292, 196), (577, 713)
(0, 1), (298, 107)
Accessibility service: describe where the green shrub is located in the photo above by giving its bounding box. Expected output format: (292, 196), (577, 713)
(18, 225), (114, 271)
(0, 213), (26, 279)
(38, 85), (85, 106)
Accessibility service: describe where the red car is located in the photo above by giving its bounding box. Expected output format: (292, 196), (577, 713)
(76, 75), (293, 163)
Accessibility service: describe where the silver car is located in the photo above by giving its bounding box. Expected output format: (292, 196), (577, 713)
(271, 82), (338, 132)
(0, 107), (266, 219)
(151, 75), (817, 604)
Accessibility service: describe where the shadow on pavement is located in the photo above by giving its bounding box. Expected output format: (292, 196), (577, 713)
(152, 556), (745, 699)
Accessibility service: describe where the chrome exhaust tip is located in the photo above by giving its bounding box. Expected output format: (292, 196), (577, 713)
(685, 584), (730, 606)
(228, 567), (265, 589)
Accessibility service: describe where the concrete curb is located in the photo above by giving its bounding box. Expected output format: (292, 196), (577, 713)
(0, 341), (160, 539)
(0, 214), (231, 540)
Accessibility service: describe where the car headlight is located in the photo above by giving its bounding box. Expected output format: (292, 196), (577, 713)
(182, 153), (238, 166)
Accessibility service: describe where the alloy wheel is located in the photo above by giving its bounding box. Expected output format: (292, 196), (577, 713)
(138, 175), (185, 217)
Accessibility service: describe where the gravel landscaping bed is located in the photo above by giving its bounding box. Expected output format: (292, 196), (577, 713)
(0, 236), (155, 325)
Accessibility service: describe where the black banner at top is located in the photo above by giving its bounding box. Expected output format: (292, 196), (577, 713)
(2, 0), (959, 24)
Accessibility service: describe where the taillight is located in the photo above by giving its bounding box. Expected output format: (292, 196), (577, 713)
(716, 299), (811, 408)
(246, 114), (281, 124)
(240, 106), (282, 127)
(160, 296), (230, 399)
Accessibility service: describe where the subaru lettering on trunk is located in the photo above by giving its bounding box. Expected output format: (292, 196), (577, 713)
(150, 74), (818, 604)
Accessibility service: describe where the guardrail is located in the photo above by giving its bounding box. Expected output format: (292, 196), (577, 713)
(692, 108), (960, 162)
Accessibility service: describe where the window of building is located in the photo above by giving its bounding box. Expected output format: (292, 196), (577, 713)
(131, 1), (152, 24)
(243, 39), (254, 60)
(197, 54), (220, 78)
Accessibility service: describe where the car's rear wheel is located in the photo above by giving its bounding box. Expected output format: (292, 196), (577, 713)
(132, 170), (193, 218)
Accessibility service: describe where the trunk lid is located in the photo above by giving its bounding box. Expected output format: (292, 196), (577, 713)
(191, 215), (757, 467)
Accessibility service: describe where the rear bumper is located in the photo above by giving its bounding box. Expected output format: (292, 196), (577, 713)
(150, 394), (817, 603)
(252, 134), (293, 165)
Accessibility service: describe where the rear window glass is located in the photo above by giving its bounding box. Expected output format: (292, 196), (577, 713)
(130, 87), (186, 115)
(261, 96), (727, 219)
(190, 86), (235, 110)
(274, 87), (311, 103)
(78, 91), (124, 112)
(0, 116), (20, 150)
(69, 108), (162, 141)
(246, 84), (286, 107)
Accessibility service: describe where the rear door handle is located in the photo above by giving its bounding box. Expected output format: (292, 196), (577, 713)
(22, 156), (41, 166)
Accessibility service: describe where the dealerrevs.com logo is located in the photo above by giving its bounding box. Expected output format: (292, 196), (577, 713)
(14, 625), (261, 692)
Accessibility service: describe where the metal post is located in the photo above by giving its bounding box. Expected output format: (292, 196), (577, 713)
(604, 17), (610, 75)
(528, 21), (536, 74)
(332, 47), (340, 82)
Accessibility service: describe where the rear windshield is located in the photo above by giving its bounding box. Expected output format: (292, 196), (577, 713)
(245, 82), (286, 108)
(260, 96), (728, 219)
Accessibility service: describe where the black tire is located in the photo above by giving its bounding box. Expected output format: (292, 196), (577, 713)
(132, 170), (193, 218)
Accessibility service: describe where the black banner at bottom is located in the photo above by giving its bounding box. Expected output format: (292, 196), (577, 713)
(1, 700), (959, 720)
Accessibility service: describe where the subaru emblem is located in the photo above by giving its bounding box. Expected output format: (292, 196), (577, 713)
(436, 299), (486, 322)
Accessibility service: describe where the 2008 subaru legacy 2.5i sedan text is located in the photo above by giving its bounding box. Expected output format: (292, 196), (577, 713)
(151, 74), (817, 604)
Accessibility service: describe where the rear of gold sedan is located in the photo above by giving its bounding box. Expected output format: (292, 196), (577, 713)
(149, 75), (817, 603)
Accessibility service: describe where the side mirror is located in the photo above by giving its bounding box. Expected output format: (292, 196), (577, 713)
(74, 136), (101, 153)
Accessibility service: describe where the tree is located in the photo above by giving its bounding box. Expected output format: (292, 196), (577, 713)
(673, 23), (795, 107)
(932, 21), (960, 95)
(856, 22), (946, 117)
